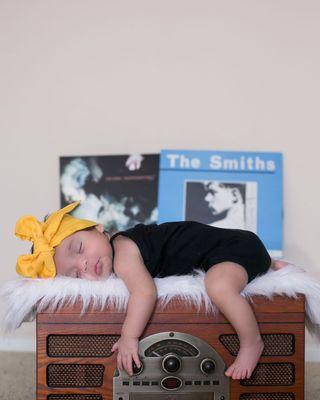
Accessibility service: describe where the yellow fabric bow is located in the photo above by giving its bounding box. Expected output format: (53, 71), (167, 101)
(15, 201), (97, 278)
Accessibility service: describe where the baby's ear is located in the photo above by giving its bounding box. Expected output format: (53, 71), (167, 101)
(95, 224), (105, 233)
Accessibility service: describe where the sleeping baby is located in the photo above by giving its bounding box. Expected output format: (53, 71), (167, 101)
(15, 202), (287, 380)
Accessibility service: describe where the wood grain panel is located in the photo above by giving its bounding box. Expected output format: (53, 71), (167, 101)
(37, 295), (305, 400)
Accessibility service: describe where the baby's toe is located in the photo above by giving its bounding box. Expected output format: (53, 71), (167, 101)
(273, 260), (289, 270)
(246, 368), (253, 379)
(225, 365), (234, 377)
(239, 369), (246, 380)
(238, 369), (245, 380)
(233, 368), (241, 380)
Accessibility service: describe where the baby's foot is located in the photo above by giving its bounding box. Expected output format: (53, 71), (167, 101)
(225, 336), (264, 380)
(272, 260), (290, 270)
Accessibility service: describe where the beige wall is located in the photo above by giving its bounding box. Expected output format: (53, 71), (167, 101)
(1, 0), (319, 358)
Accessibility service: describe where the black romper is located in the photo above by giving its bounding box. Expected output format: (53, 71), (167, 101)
(110, 221), (272, 283)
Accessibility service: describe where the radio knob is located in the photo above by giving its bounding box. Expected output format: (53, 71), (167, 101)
(132, 362), (143, 375)
(200, 358), (216, 374)
(162, 355), (181, 373)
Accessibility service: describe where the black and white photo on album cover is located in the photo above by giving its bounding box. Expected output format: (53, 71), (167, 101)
(60, 154), (159, 234)
(184, 180), (257, 233)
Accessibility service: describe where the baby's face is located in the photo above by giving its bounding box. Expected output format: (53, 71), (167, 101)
(54, 225), (113, 280)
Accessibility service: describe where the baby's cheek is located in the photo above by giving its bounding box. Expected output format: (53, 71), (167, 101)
(53, 258), (64, 276)
(101, 265), (112, 280)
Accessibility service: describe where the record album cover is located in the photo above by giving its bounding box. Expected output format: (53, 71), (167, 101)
(158, 149), (283, 257)
(60, 154), (159, 234)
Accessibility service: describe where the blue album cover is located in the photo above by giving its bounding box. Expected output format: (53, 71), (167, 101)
(158, 150), (283, 257)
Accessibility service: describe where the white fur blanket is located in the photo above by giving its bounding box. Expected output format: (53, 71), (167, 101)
(1, 263), (320, 340)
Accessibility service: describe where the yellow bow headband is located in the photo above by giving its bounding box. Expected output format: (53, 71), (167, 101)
(15, 201), (97, 279)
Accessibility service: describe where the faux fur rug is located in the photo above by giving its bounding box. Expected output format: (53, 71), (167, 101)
(1, 263), (320, 339)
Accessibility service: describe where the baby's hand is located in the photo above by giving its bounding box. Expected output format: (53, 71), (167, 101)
(111, 335), (140, 376)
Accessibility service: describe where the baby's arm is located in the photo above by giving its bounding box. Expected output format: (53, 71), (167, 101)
(111, 235), (157, 376)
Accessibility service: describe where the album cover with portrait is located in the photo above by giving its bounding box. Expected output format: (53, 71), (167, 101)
(60, 154), (159, 235)
(158, 149), (283, 257)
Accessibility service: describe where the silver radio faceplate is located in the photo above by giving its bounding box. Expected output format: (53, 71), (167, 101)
(113, 331), (229, 400)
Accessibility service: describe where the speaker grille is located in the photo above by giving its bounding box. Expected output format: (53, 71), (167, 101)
(47, 364), (104, 387)
(47, 395), (102, 400)
(219, 334), (295, 356)
(240, 394), (295, 400)
(241, 363), (295, 386)
(47, 334), (119, 357)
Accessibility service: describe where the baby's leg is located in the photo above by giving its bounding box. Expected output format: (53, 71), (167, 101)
(204, 262), (264, 380)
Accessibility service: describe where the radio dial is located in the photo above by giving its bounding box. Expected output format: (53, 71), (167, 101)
(200, 358), (216, 374)
(161, 376), (182, 390)
(162, 354), (181, 373)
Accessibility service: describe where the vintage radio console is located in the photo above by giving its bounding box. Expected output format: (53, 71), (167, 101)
(113, 331), (229, 399)
(37, 295), (305, 400)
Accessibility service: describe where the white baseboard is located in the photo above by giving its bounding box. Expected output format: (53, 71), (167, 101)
(0, 337), (35, 352)
(305, 345), (320, 362)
